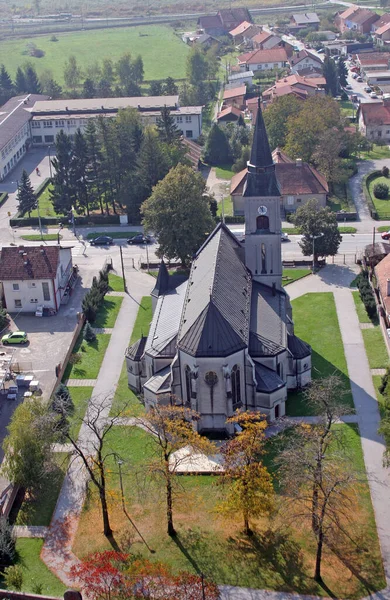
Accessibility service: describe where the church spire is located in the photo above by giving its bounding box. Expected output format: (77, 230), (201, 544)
(244, 98), (280, 197)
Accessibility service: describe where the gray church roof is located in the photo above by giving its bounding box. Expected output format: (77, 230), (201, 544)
(255, 362), (285, 393)
(151, 261), (188, 299)
(249, 331), (285, 357)
(126, 336), (147, 361)
(288, 334), (311, 359)
(178, 223), (252, 357)
(250, 282), (287, 348)
(144, 366), (171, 394)
(145, 280), (188, 358)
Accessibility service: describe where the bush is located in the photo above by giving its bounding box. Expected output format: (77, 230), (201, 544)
(374, 183), (389, 199)
(52, 383), (74, 416)
(0, 518), (15, 567)
(382, 166), (389, 178)
(4, 565), (23, 591)
(379, 365), (390, 395)
(84, 321), (97, 342)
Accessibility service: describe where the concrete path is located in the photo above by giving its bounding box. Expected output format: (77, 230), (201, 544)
(13, 525), (49, 539)
(349, 157), (390, 233)
(64, 379), (97, 387)
(91, 328), (113, 334)
(41, 270), (154, 586)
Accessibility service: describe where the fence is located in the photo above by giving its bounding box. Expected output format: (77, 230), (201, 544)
(48, 312), (85, 399)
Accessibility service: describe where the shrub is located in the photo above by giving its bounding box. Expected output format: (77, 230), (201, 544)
(379, 365), (390, 395)
(4, 565), (23, 591)
(374, 182), (389, 199)
(69, 352), (82, 365)
(50, 34), (58, 41)
(0, 518), (15, 567)
(382, 166), (389, 178)
(52, 383), (74, 416)
(84, 321), (97, 343)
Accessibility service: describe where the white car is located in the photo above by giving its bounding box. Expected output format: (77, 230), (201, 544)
(370, 92), (378, 99)
(281, 232), (289, 242)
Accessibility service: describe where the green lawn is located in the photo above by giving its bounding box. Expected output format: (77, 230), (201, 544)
(215, 163), (235, 180)
(352, 290), (376, 324)
(74, 422), (385, 599)
(217, 196), (233, 217)
(372, 374), (386, 416)
(0, 25), (189, 85)
(12, 454), (68, 527)
(30, 184), (55, 218)
(282, 268), (311, 285)
(94, 295), (123, 328)
(368, 175), (390, 219)
(63, 333), (110, 380)
(21, 234), (62, 241)
(130, 296), (152, 344)
(327, 183), (352, 213)
(360, 144), (390, 160)
(362, 328), (389, 369)
(108, 273), (125, 292)
(67, 386), (95, 438)
(87, 231), (141, 240)
(339, 100), (355, 118)
(286, 293), (354, 416)
(377, 226), (390, 233)
(282, 227), (301, 234)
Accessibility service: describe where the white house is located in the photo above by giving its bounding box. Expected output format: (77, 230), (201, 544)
(29, 96), (203, 142)
(0, 245), (74, 313)
(228, 70), (254, 87)
(0, 94), (49, 181)
(238, 47), (288, 72)
(289, 49), (323, 73)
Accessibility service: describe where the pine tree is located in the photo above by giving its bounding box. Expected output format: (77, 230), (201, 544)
(45, 79), (62, 99)
(50, 130), (75, 215)
(164, 77), (178, 95)
(17, 170), (36, 217)
(149, 81), (163, 96)
(15, 67), (26, 93)
(156, 106), (182, 144)
(132, 55), (144, 84)
(338, 58), (348, 88)
(85, 120), (105, 214)
(83, 78), (96, 98)
(97, 79), (112, 98)
(24, 65), (41, 93)
(203, 123), (231, 165)
(71, 129), (91, 215)
(0, 65), (13, 92)
(322, 56), (338, 97)
(137, 127), (170, 203)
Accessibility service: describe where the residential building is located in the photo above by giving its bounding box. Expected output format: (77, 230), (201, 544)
(375, 252), (390, 324)
(29, 96), (203, 142)
(357, 52), (390, 74)
(238, 47), (288, 72)
(251, 32), (294, 56)
(222, 84), (246, 109)
(198, 7), (251, 36)
(289, 49), (323, 73)
(289, 12), (320, 31)
(229, 20), (253, 43)
(126, 103), (312, 432)
(0, 94), (49, 181)
(335, 5), (379, 34)
(228, 70), (254, 87)
(262, 73), (326, 105)
(373, 22), (390, 46)
(372, 13), (390, 32)
(358, 98), (390, 140)
(0, 245), (74, 313)
(230, 148), (328, 216)
(217, 106), (243, 123)
(182, 32), (220, 49)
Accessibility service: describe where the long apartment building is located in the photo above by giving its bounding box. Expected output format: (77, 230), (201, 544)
(0, 94), (203, 181)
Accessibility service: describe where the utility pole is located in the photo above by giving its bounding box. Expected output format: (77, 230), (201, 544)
(373, 226), (376, 247)
(119, 245), (127, 292)
(37, 193), (43, 241)
(145, 241), (150, 273)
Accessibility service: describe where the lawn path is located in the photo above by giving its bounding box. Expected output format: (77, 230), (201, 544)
(41, 271), (154, 586)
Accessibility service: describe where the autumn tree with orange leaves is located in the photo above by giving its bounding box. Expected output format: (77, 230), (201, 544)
(71, 550), (220, 600)
(217, 411), (274, 536)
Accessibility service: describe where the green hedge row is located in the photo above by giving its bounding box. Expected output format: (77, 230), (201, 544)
(363, 170), (381, 220)
(10, 213), (126, 228)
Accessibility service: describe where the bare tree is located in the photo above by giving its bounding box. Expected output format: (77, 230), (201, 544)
(136, 403), (216, 537)
(64, 395), (127, 539)
(276, 376), (360, 582)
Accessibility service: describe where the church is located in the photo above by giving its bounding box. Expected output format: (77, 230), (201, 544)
(126, 102), (312, 435)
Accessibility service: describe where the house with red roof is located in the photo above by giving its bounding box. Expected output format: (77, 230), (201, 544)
(0, 245), (74, 313)
(289, 49), (323, 74)
(217, 106), (244, 123)
(375, 252), (390, 324)
(374, 22), (390, 46)
(222, 84), (246, 109)
(262, 73), (326, 105)
(230, 148), (328, 216)
(335, 5), (379, 33)
(358, 98), (390, 141)
(238, 47), (288, 72)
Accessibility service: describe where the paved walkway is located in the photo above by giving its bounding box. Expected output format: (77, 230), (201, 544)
(91, 327), (113, 334)
(41, 271), (154, 586)
(13, 525), (49, 539)
(372, 369), (387, 376)
(64, 379), (97, 387)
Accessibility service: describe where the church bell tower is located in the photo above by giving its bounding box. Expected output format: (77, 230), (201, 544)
(244, 100), (282, 290)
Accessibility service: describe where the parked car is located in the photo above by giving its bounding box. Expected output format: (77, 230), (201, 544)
(381, 230), (390, 240)
(127, 234), (153, 245)
(370, 92), (378, 99)
(357, 76), (363, 82)
(345, 84), (353, 90)
(2, 331), (28, 345)
(364, 86), (372, 93)
(350, 66), (359, 73)
(281, 232), (289, 242)
(90, 236), (114, 245)
(352, 73), (358, 79)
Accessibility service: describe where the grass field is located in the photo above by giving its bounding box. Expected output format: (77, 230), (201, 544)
(352, 290), (378, 325)
(286, 293), (353, 416)
(0, 25), (189, 85)
(21, 234), (62, 241)
(108, 272), (125, 292)
(63, 333), (110, 380)
(73, 422), (385, 598)
(215, 164), (235, 180)
(377, 226), (390, 233)
(94, 295), (123, 328)
(282, 269), (311, 285)
(360, 144), (390, 160)
(217, 196), (233, 217)
(67, 386), (95, 438)
(30, 184), (55, 218)
(368, 175), (390, 219)
(362, 328), (389, 370)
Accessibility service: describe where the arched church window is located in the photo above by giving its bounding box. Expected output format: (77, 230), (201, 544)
(232, 365), (241, 409)
(256, 215), (269, 231)
(184, 366), (191, 402)
(261, 243), (267, 274)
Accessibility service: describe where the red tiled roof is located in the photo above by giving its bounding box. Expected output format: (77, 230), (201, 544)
(223, 85), (246, 100)
(217, 106), (243, 120)
(339, 5), (360, 20)
(230, 168), (248, 194)
(182, 137), (202, 169)
(0, 246), (60, 280)
(251, 31), (274, 45)
(358, 52), (389, 66)
(238, 47), (288, 65)
(263, 84), (308, 100)
(229, 20), (252, 36)
(290, 49), (322, 66)
(359, 101), (390, 126)
(375, 253), (390, 314)
(349, 8), (378, 25)
(375, 22), (390, 35)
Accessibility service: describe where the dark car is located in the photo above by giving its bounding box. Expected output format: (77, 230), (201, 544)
(90, 236), (114, 246)
(127, 234), (153, 245)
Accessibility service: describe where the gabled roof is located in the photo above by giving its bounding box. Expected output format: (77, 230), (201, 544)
(178, 223), (251, 357)
(358, 101), (390, 126)
(229, 20), (253, 37)
(250, 282), (287, 348)
(251, 31), (274, 45)
(375, 22), (390, 36)
(223, 85), (246, 100)
(126, 336), (147, 361)
(0, 94), (49, 152)
(358, 52), (389, 66)
(291, 12), (320, 25)
(238, 47), (288, 65)
(339, 5), (360, 20)
(255, 362), (285, 393)
(144, 366), (171, 394)
(349, 8), (378, 25)
(272, 148), (294, 163)
(374, 13), (390, 28)
(288, 334), (311, 359)
(217, 106), (243, 121)
(198, 15), (223, 29)
(145, 280), (187, 358)
(0, 245), (61, 280)
(289, 49), (322, 66)
(249, 331), (285, 357)
(375, 252), (390, 314)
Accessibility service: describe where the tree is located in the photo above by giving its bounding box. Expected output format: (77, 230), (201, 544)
(312, 129), (347, 189)
(276, 376), (358, 582)
(374, 182), (389, 199)
(85, 120), (105, 215)
(132, 55), (144, 84)
(293, 199), (342, 263)
(71, 129), (91, 215)
(17, 169), (36, 217)
(156, 106), (181, 144)
(136, 126), (170, 202)
(97, 78), (112, 98)
(0, 65), (13, 92)
(85, 61), (102, 85)
(2, 398), (57, 492)
(84, 321), (97, 342)
(322, 56), (338, 97)
(52, 383), (74, 417)
(338, 58), (348, 88)
(83, 78), (96, 98)
(50, 130), (75, 215)
(64, 396), (127, 538)
(0, 302), (8, 332)
(218, 412), (274, 536)
(142, 164), (214, 266)
(14, 67), (26, 93)
(164, 76), (178, 95)
(117, 53), (133, 91)
(0, 518), (16, 566)
(263, 95), (303, 150)
(149, 80), (163, 96)
(203, 123), (231, 165)
(101, 58), (115, 85)
(64, 55), (82, 93)
(186, 47), (209, 85)
(24, 64), (41, 93)
(137, 404), (216, 536)
(4, 565), (23, 591)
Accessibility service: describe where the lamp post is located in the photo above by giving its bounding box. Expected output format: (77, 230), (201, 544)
(57, 222), (63, 245)
(37, 192), (43, 241)
(312, 233), (323, 273)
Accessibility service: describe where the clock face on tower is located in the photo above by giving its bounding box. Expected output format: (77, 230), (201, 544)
(257, 205), (267, 215)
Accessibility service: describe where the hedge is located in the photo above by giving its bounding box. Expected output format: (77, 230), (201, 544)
(224, 215), (245, 224)
(363, 170), (381, 220)
(10, 213), (130, 228)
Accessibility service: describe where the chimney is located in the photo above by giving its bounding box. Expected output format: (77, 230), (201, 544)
(296, 158), (303, 167)
(387, 278), (390, 296)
